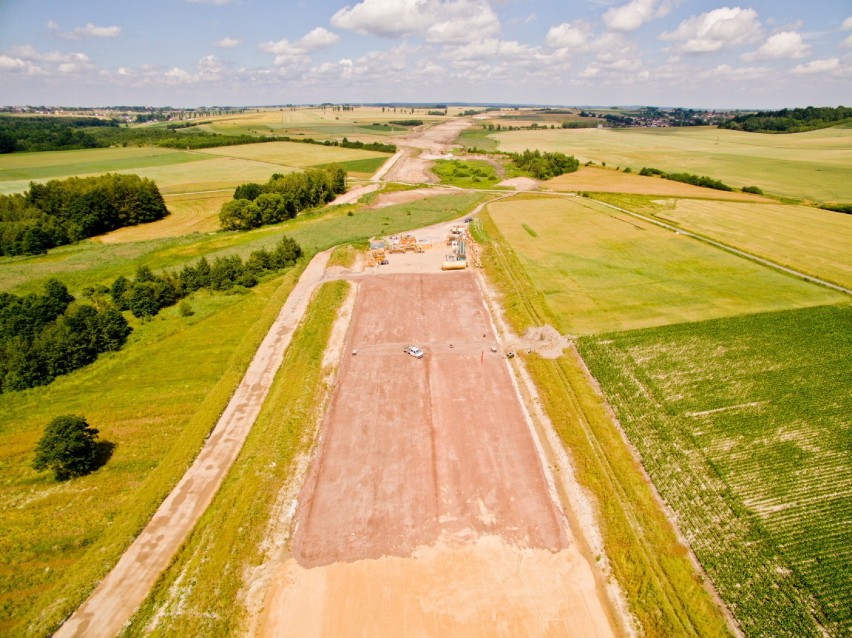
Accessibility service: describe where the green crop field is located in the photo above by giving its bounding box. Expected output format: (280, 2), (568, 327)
(579, 303), (852, 638)
(649, 200), (852, 289)
(490, 126), (852, 202)
(486, 195), (844, 334)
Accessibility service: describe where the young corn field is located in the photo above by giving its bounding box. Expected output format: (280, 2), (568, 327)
(579, 303), (851, 638)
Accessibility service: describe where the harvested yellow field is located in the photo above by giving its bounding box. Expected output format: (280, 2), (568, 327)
(546, 167), (767, 200)
(197, 141), (389, 167)
(656, 200), (852, 288)
(99, 191), (231, 243)
(124, 157), (296, 194)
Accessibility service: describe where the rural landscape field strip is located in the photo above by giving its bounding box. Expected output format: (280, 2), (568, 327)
(120, 280), (350, 636)
(490, 126), (852, 201)
(579, 304), (851, 638)
(472, 212), (733, 638)
(648, 200), (852, 289)
(55, 250), (332, 637)
(485, 195), (845, 334)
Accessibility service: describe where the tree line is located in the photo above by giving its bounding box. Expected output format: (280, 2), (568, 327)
(111, 236), (303, 318)
(639, 167), (734, 191)
(720, 106), (852, 133)
(0, 173), (169, 256)
(508, 149), (580, 180)
(220, 167), (346, 231)
(0, 279), (131, 393)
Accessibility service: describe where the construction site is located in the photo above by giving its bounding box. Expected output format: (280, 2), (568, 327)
(365, 220), (481, 272)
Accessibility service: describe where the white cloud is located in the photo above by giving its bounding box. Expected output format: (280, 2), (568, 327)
(48, 20), (121, 39)
(331, 0), (500, 43)
(0, 55), (28, 71)
(842, 34), (852, 49)
(296, 27), (340, 51)
(259, 27), (340, 66)
(742, 31), (810, 61)
(701, 63), (771, 80)
(603, 0), (673, 32)
(842, 16), (852, 30)
(546, 21), (592, 48)
(214, 37), (240, 48)
(791, 57), (840, 74)
(661, 7), (762, 53)
(186, 0), (234, 4)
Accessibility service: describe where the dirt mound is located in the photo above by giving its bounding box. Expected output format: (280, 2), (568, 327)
(507, 324), (570, 359)
(497, 176), (539, 191)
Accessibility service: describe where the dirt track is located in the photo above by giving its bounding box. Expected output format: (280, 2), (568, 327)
(258, 272), (617, 636)
(54, 252), (332, 638)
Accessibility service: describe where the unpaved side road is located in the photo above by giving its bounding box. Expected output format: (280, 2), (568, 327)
(55, 251), (332, 638)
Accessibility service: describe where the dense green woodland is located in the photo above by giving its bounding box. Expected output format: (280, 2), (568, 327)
(0, 280), (130, 393)
(508, 149), (579, 179)
(720, 106), (852, 133)
(0, 173), (168, 256)
(221, 167), (347, 231)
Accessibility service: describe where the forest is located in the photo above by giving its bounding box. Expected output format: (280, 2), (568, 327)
(719, 106), (852, 133)
(0, 173), (169, 256)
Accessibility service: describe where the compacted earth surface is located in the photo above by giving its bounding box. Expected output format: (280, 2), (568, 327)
(255, 268), (618, 637)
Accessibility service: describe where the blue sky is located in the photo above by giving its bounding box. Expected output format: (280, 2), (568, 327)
(1, 0), (850, 108)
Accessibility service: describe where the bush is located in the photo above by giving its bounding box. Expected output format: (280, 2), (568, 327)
(742, 185), (763, 195)
(32, 415), (102, 480)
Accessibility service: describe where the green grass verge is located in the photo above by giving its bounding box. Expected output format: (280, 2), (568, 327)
(457, 126), (500, 152)
(431, 159), (501, 188)
(474, 210), (732, 637)
(121, 280), (349, 636)
(326, 244), (360, 269)
(0, 268), (304, 637)
(579, 304), (851, 638)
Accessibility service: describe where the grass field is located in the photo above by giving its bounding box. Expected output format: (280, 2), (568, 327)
(122, 280), (349, 636)
(649, 200), (852, 289)
(545, 166), (767, 201)
(196, 140), (389, 166)
(472, 213), (733, 638)
(431, 159), (501, 188)
(0, 190), (485, 295)
(579, 304), (852, 638)
(485, 195), (844, 334)
(0, 271), (303, 636)
(491, 126), (852, 202)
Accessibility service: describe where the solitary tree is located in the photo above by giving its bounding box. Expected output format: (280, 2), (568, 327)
(32, 415), (101, 480)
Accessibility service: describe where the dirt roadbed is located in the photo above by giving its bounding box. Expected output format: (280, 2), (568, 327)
(258, 273), (617, 636)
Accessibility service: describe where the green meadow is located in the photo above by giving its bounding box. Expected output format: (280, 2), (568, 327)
(485, 195), (844, 334)
(490, 126), (852, 202)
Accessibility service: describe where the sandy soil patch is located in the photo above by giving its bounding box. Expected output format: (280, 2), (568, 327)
(498, 176), (539, 191)
(382, 149), (439, 184)
(546, 166), (769, 201)
(507, 324), (571, 358)
(330, 182), (381, 205)
(389, 119), (473, 153)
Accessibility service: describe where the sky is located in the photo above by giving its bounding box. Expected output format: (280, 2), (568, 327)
(0, 0), (850, 108)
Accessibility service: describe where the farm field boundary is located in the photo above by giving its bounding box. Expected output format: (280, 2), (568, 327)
(485, 195), (845, 335)
(471, 211), (734, 638)
(590, 197), (852, 296)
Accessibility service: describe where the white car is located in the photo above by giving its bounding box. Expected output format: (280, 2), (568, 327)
(403, 344), (424, 358)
